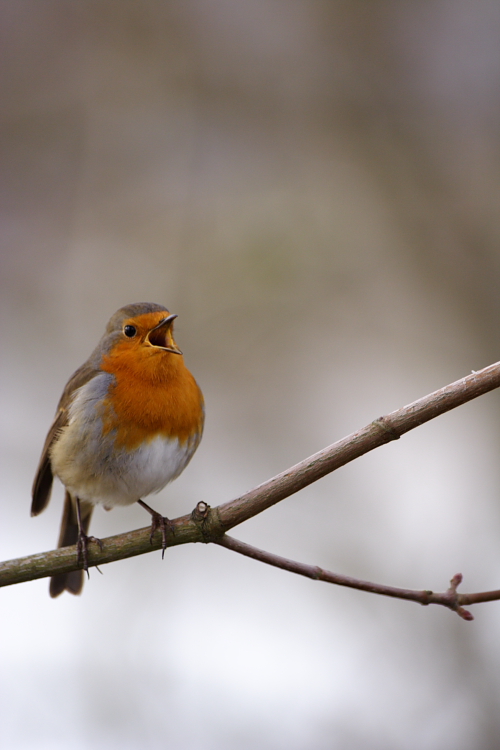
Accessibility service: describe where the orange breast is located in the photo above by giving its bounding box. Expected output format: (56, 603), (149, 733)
(100, 341), (204, 451)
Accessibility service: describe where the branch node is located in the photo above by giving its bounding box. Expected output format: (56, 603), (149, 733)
(191, 502), (224, 543)
(441, 573), (474, 619)
(312, 566), (325, 581)
(372, 416), (401, 442)
(191, 501), (210, 522)
(420, 589), (434, 606)
(445, 573), (462, 609)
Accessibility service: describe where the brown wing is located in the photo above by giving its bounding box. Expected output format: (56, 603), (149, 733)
(31, 407), (67, 516)
(31, 361), (100, 516)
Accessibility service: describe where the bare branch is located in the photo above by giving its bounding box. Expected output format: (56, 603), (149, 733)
(216, 360), (500, 530)
(0, 512), (207, 587)
(214, 535), (474, 620)
(2, 359), (500, 613)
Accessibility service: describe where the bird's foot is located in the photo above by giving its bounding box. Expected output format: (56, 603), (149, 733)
(137, 500), (175, 559)
(77, 531), (103, 578)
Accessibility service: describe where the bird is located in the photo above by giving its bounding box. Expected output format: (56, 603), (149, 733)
(31, 302), (204, 597)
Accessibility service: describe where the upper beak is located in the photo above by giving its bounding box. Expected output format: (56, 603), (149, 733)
(146, 314), (182, 354)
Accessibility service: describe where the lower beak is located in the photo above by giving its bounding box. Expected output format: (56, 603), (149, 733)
(146, 314), (183, 354)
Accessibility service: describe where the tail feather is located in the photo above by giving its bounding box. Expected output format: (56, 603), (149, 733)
(50, 492), (94, 598)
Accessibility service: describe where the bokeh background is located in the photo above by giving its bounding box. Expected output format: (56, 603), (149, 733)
(3, 2), (500, 748)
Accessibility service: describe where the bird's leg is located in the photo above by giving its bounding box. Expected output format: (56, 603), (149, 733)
(137, 499), (174, 559)
(75, 497), (103, 577)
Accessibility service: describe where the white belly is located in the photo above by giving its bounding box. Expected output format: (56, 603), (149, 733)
(52, 430), (198, 508)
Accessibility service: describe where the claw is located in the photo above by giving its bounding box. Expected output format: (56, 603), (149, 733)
(74, 497), (103, 578)
(77, 531), (103, 577)
(137, 499), (174, 558)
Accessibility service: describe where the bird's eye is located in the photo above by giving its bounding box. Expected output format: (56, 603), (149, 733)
(124, 325), (137, 338)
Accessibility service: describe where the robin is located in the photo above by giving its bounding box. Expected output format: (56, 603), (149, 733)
(31, 302), (204, 597)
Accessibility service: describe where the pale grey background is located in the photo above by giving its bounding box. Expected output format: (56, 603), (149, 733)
(2, 2), (500, 749)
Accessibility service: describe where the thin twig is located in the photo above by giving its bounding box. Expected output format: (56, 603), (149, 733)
(214, 534), (475, 620)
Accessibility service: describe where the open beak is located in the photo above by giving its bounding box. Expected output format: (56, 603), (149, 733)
(146, 313), (183, 354)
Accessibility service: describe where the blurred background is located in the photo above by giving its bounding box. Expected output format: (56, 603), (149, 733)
(2, 2), (500, 748)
